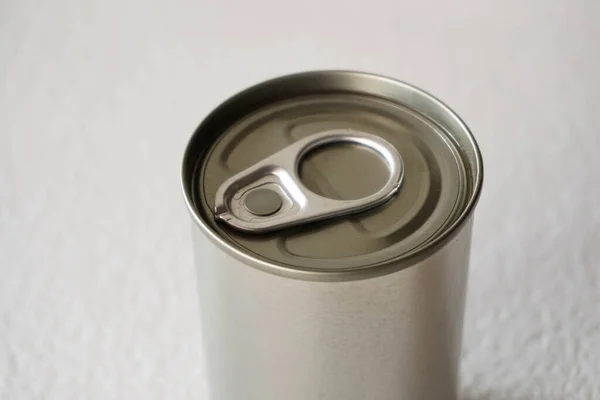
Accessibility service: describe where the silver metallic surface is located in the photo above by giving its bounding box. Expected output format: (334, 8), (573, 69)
(184, 71), (482, 278)
(243, 188), (283, 216)
(193, 218), (474, 400)
(214, 129), (404, 233)
(182, 71), (484, 400)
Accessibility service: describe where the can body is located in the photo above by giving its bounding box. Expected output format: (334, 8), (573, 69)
(193, 221), (473, 400)
(182, 71), (483, 400)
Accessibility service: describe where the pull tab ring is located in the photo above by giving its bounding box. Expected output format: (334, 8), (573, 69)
(214, 129), (404, 233)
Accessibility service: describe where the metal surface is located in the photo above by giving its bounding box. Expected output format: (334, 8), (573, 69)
(182, 71), (483, 280)
(243, 188), (282, 216)
(181, 70), (483, 400)
(214, 129), (404, 233)
(193, 218), (473, 400)
(197, 92), (468, 275)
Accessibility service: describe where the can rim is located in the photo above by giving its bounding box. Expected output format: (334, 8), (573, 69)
(181, 70), (484, 282)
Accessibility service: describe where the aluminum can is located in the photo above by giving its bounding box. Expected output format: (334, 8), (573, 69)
(181, 71), (483, 400)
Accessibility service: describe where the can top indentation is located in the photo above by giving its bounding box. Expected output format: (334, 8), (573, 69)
(182, 71), (483, 280)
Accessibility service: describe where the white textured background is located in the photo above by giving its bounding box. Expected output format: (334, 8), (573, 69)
(1, 0), (599, 399)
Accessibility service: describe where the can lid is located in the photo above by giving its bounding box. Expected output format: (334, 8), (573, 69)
(182, 71), (483, 280)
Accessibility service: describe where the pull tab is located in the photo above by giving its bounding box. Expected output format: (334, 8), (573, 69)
(214, 129), (404, 233)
